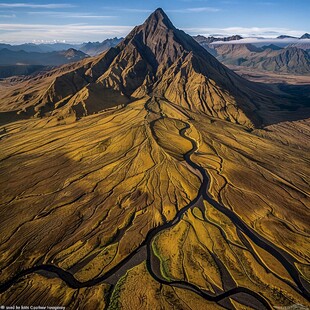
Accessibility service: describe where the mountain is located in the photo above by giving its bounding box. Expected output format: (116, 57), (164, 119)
(37, 43), (81, 52)
(300, 33), (310, 39)
(193, 36), (309, 74)
(0, 42), (79, 53)
(191, 35), (218, 56)
(211, 43), (263, 65)
(198, 41), (310, 75)
(289, 42), (310, 51)
(0, 48), (87, 66)
(193, 35), (309, 50)
(261, 44), (283, 51)
(79, 38), (123, 56)
(0, 9), (309, 310)
(0, 48), (87, 78)
(193, 34), (243, 44)
(0, 40), (122, 57)
(0, 43), (47, 53)
(57, 48), (87, 61)
(192, 35), (243, 57)
(0, 8), (279, 128)
(277, 35), (298, 39)
(246, 46), (310, 74)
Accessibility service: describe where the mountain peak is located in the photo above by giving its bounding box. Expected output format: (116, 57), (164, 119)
(153, 8), (165, 15)
(120, 7), (191, 71)
(300, 33), (310, 39)
(143, 8), (175, 30)
(277, 35), (298, 39)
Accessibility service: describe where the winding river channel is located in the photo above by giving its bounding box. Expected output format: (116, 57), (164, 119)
(0, 99), (309, 310)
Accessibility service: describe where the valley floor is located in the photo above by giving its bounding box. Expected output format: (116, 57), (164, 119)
(0, 97), (309, 309)
(228, 65), (310, 85)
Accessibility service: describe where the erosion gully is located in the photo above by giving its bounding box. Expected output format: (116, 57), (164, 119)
(0, 99), (309, 310)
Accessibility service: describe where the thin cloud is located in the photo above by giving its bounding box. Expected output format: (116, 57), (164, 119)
(0, 3), (75, 9)
(101, 7), (152, 13)
(0, 23), (132, 43)
(27, 11), (116, 19)
(187, 7), (220, 12)
(53, 14), (116, 19)
(184, 26), (306, 38)
(0, 14), (16, 17)
(168, 7), (221, 13)
(210, 37), (301, 45)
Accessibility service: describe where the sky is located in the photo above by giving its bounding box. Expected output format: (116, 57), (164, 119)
(0, 0), (309, 44)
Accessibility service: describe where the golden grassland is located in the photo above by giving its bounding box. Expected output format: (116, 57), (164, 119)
(189, 112), (309, 265)
(153, 202), (309, 306)
(108, 262), (225, 310)
(0, 273), (110, 309)
(0, 96), (309, 309)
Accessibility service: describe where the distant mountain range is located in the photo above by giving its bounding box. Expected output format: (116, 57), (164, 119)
(192, 35), (243, 57)
(1, 32), (307, 56)
(79, 38), (123, 56)
(1, 32), (309, 78)
(0, 38), (123, 56)
(193, 34), (310, 75)
(276, 33), (310, 40)
(0, 48), (87, 66)
(193, 35), (243, 45)
(213, 44), (310, 74)
(0, 42), (79, 53)
(0, 48), (88, 78)
(0, 39), (123, 78)
(277, 35), (298, 39)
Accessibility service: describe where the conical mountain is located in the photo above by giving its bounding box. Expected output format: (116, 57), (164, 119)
(1, 8), (272, 127)
(300, 33), (310, 39)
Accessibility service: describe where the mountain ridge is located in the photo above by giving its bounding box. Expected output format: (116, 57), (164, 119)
(193, 35), (243, 45)
(300, 33), (310, 39)
(79, 38), (124, 56)
(0, 48), (87, 66)
(206, 43), (310, 74)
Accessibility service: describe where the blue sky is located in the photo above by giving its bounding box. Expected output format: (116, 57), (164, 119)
(0, 0), (309, 43)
